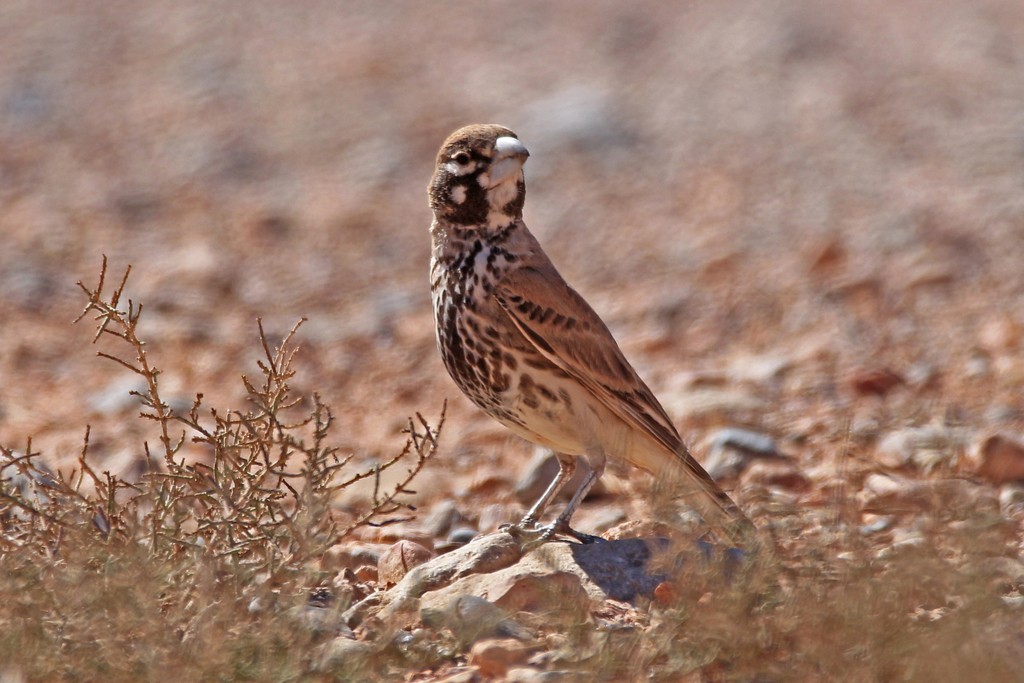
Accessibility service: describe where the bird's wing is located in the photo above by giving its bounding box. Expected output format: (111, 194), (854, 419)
(494, 262), (681, 454)
(494, 259), (755, 543)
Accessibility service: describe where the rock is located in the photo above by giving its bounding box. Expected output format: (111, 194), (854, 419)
(859, 473), (998, 515)
(978, 316), (1021, 354)
(726, 353), (793, 384)
(515, 450), (603, 508)
(859, 514), (896, 535)
(424, 500), (466, 537)
(352, 528), (741, 636)
(353, 565), (378, 584)
(378, 540), (437, 587)
(740, 460), (809, 491)
(662, 388), (766, 419)
(571, 506), (627, 535)
(999, 484), (1024, 515)
(847, 366), (903, 396)
(469, 638), (542, 678)
(701, 427), (781, 480)
(421, 595), (533, 646)
(447, 527), (479, 545)
(286, 602), (350, 638)
(345, 533), (525, 628)
(874, 425), (966, 470)
(314, 636), (376, 673)
(972, 433), (1024, 484)
(489, 570), (588, 615)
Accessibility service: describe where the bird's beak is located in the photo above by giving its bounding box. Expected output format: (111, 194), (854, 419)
(487, 136), (530, 188)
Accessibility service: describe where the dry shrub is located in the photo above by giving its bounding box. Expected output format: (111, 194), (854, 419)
(0, 257), (443, 681)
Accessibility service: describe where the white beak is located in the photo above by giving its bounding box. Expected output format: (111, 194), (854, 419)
(487, 136), (530, 188)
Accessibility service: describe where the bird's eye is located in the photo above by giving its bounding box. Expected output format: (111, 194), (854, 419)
(452, 151), (471, 165)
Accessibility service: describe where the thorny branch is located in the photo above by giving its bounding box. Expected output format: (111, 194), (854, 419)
(2, 256), (444, 577)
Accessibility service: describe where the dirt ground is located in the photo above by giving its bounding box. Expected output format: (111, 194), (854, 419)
(2, 0), (1023, 555)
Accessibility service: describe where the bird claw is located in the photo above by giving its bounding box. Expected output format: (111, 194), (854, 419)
(501, 520), (604, 548)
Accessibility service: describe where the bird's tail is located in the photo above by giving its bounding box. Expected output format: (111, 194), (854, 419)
(656, 443), (760, 550)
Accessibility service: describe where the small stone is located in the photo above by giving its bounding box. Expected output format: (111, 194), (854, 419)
(653, 581), (677, 606)
(726, 353), (792, 384)
(314, 636), (376, 672)
(662, 387), (766, 418)
(378, 540), (436, 587)
(874, 425), (965, 470)
(859, 515), (896, 535)
(447, 527), (479, 545)
(491, 571), (587, 616)
(353, 565), (378, 583)
(999, 484), (1024, 515)
(425, 500), (466, 537)
(422, 595), (533, 646)
(859, 473), (997, 515)
(469, 638), (541, 678)
(515, 450), (603, 507)
(978, 316), (1021, 354)
(701, 427), (780, 480)
(847, 366), (903, 396)
(572, 506), (627, 534)
(972, 433), (1024, 484)
(740, 460), (809, 491)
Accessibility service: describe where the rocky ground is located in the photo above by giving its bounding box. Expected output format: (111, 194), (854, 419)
(2, 1), (1024, 680)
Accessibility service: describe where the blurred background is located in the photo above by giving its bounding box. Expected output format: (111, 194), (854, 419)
(1, 1), (1023, 504)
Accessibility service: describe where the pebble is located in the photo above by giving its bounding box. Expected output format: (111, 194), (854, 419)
(847, 366), (904, 396)
(314, 636), (376, 672)
(421, 595), (533, 647)
(999, 484), (1024, 515)
(874, 425), (965, 470)
(971, 433), (1024, 484)
(702, 427), (780, 480)
(469, 638), (541, 678)
(447, 527), (479, 545)
(424, 500), (466, 537)
(377, 540), (436, 587)
(515, 450), (601, 507)
(740, 459), (809, 491)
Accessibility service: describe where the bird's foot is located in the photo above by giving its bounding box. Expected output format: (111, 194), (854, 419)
(500, 519), (605, 549)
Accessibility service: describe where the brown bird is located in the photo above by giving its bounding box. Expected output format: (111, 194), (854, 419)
(429, 124), (755, 547)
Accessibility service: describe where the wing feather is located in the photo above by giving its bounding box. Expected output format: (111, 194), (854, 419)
(494, 260), (756, 544)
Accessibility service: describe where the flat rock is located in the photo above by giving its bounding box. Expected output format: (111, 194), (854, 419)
(350, 529), (727, 633)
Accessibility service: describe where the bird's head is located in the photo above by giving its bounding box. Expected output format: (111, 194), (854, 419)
(428, 124), (529, 230)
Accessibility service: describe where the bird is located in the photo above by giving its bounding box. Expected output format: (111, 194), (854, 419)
(428, 124), (756, 547)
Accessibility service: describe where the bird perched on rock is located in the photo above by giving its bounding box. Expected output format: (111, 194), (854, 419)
(428, 124), (755, 547)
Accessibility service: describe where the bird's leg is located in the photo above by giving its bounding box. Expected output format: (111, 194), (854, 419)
(508, 452), (607, 547)
(543, 452), (606, 544)
(516, 453), (575, 530)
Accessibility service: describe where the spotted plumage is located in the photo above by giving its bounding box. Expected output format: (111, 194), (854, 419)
(428, 124), (755, 547)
